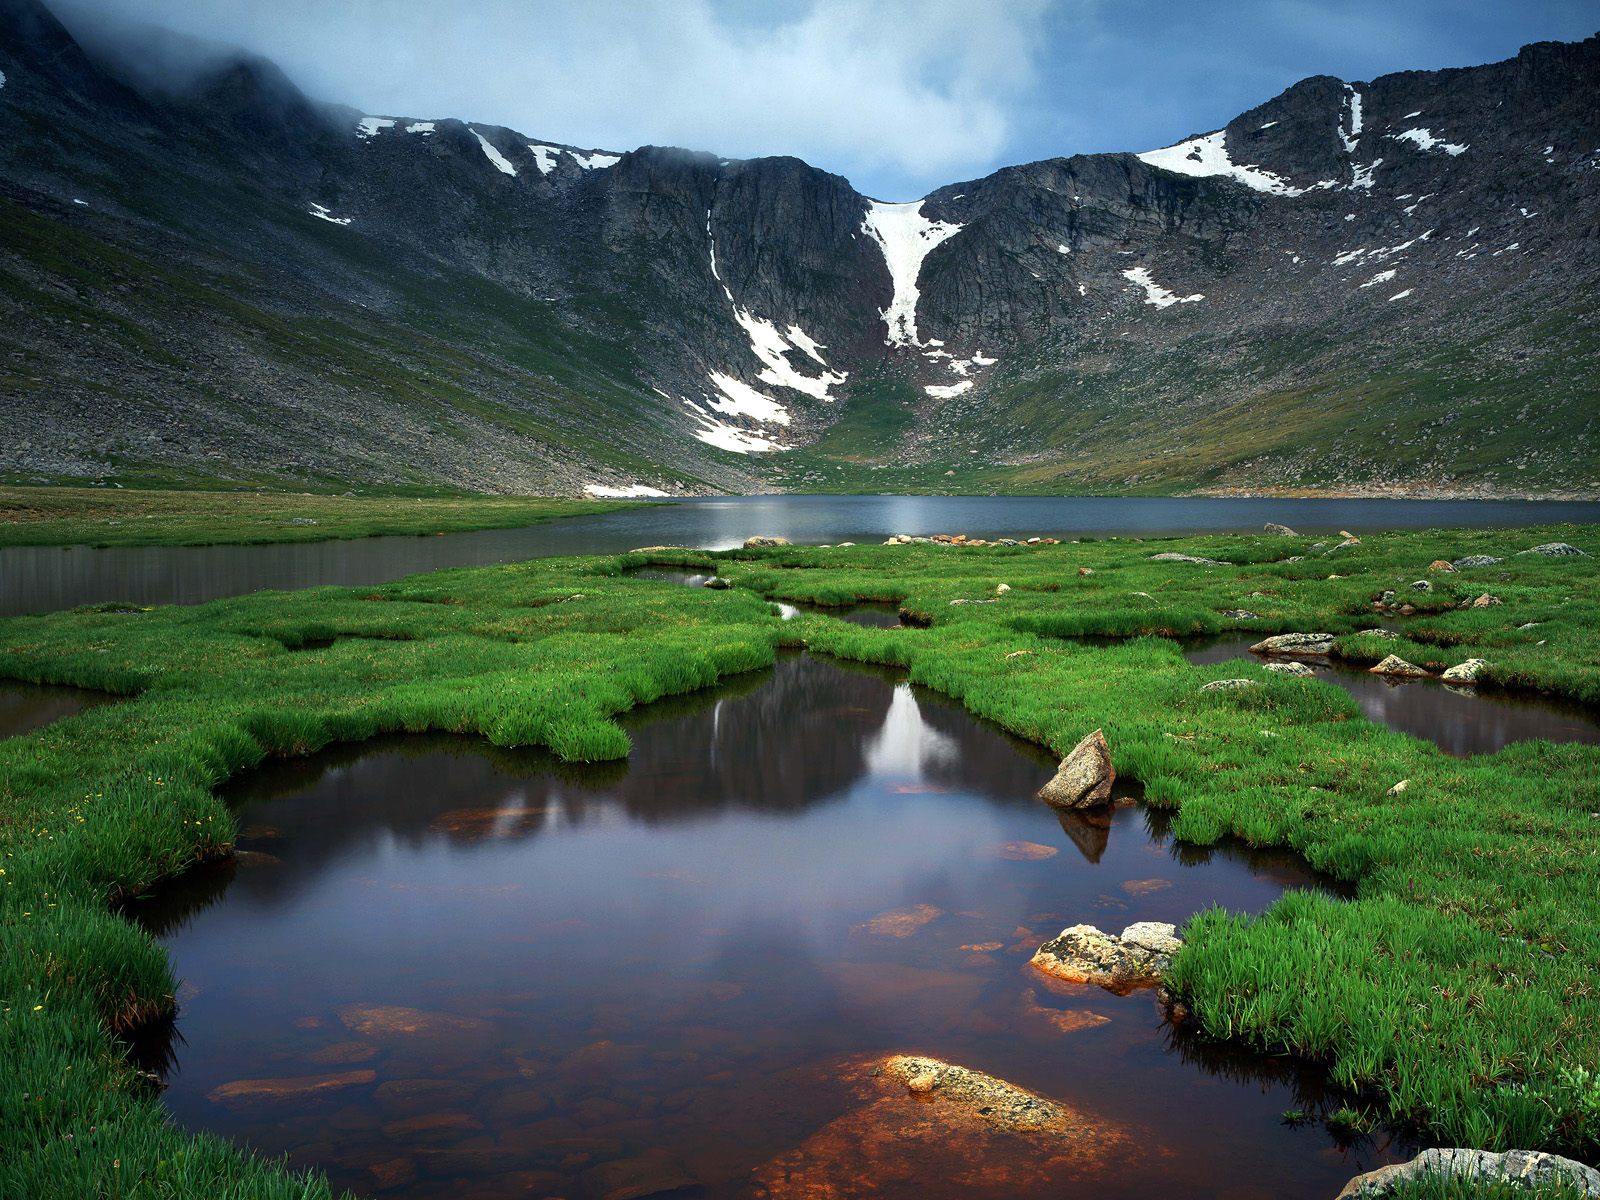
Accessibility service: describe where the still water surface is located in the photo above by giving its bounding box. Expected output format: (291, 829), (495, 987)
(1185, 636), (1600, 757)
(8, 494), (1598, 615)
(132, 656), (1402, 1199)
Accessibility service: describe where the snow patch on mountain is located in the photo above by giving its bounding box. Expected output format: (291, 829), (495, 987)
(784, 325), (827, 366)
(925, 380), (973, 398)
(529, 145), (560, 175)
(1339, 85), (1364, 154)
(731, 309), (846, 401)
(860, 200), (964, 347)
(307, 202), (352, 226)
(706, 372), (791, 426)
(683, 399), (790, 453)
(0, 69), (7, 91)
(406, 122), (435, 135)
(470, 129), (517, 175)
(1391, 128), (1467, 156)
(1360, 268), (1397, 288)
(571, 151), (621, 170)
(1332, 230), (1433, 267)
(704, 215), (846, 409)
(585, 483), (670, 498)
(1137, 130), (1315, 196)
(355, 116), (395, 139)
(1122, 267), (1203, 307)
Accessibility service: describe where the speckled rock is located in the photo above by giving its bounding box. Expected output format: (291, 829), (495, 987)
(1036, 729), (1115, 809)
(1250, 632), (1334, 657)
(1370, 654), (1430, 678)
(1336, 1148), (1600, 1199)
(1441, 658), (1488, 684)
(1264, 661), (1315, 677)
(1518, 542), (1587, 557)
(1030, 921), (1182, 992)
(1201, 678), (1259, 692)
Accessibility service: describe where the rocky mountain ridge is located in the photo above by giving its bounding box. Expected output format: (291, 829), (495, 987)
(1, 0), (1596, 496)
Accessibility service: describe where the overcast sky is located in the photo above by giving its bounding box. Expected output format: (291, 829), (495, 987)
(50, 0), (1600, 199)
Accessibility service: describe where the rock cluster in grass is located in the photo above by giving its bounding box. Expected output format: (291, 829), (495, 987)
(1036, 729), (1115, 809)
(881, 533), (1063, 546)
(1030, 921), (1182, 992)
(1336, 1148), (1600, 1198)
(1149, 552), (1232, 565)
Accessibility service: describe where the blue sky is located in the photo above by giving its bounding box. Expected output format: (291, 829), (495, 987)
(53, 0), (1600, 199)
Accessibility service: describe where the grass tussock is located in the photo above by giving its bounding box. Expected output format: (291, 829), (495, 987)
(2, 523), (1598, 1194)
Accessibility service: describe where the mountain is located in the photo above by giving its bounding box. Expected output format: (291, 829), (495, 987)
(1, 0), (1596, 498)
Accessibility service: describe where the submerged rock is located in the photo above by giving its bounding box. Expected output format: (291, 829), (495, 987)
(743, 535), (792, 548)
(1336, 1148), (1600, 1199)
(992, 840), (1059, 861)
(1250, 632), (1334, 657)
(1036, 730), (1115, 809)
(207, 1068), (375, 1107)
(1030, 921), (1182, 992)
(857, 903), (943, 938)
(338, 1004), (494, 1040)
(1441, 658), (1489, 684)
(1370, 654), (1430, 678)
(1518, 542), (1587, 557)
(752, 1053), (1131, 1196)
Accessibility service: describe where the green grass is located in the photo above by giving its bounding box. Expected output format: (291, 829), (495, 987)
(0, 486), (645, 548)
(2, 523), (1598, 1195)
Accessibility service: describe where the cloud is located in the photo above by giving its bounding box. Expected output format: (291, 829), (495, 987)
(50, 0), (1052, 198)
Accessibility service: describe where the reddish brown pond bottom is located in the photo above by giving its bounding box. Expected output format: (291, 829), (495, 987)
(131, 656), (1407, 1199)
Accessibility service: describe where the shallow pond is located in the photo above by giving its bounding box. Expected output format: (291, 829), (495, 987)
(1185, 636), (1600, 756)
(8, 494), (1598, 615)
(0, 681), (113, 739)
(131, 655), (1404, 1199)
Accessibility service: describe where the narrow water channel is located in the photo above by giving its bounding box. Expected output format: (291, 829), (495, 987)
(129, 655), (1403, 1199)
(1185, 636), (1600, 757)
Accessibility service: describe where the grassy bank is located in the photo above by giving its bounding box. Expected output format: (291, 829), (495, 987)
(1, 524), (1597, 1195)
(0, 486), (644, 548)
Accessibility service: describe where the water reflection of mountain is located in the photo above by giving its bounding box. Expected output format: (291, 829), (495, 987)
(159, 658), (941, 903)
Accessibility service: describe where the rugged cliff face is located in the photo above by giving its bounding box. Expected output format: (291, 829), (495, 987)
(1, 0), (1596, 496)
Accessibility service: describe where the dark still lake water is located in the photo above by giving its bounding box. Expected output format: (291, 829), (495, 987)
(7, 493), (1599, 615)
(1184, 637), (1600, 757)
(130, 656), (1405, 1200)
